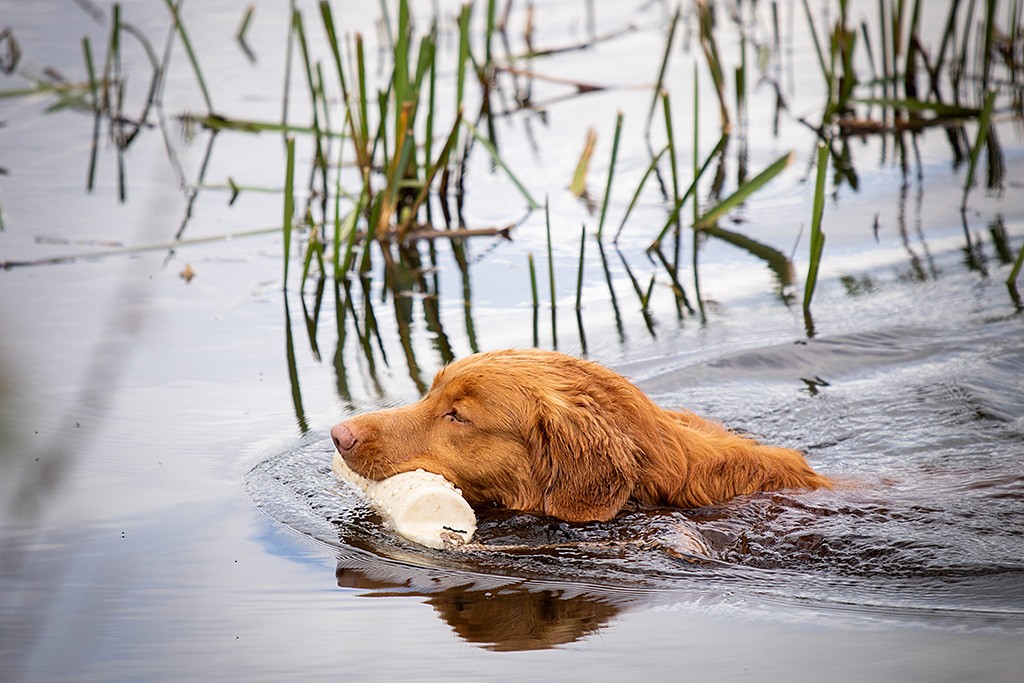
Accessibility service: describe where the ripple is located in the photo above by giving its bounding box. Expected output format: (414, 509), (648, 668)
(246, 311), (1024, 632)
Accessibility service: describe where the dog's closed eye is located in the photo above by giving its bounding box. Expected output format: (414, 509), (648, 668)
(445, 409), (469, 425)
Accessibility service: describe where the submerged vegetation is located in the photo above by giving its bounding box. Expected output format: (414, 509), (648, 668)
(2, 0), (1024, 405)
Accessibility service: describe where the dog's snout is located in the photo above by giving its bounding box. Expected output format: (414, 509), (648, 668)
(331, 422), (357, 453)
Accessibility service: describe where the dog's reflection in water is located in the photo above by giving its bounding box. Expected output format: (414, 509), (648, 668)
(331, 500), (717, 651)
(336, 566), (622, 651)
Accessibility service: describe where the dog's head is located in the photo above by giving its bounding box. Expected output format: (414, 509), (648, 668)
(331, 349), (646, 521)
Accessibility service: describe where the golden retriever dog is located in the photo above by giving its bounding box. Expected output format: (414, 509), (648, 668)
(331, 349), (830, 523)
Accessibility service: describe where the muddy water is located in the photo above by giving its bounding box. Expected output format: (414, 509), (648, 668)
(2, 0), (1024, 681)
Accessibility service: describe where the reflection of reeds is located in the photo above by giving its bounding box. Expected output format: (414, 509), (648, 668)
(4, 0), (1023, 382)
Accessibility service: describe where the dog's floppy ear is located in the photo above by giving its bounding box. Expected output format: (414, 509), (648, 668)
(525, 395), (638, 522)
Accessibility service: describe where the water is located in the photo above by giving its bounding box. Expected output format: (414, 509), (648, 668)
(249, 256), (1024, 649)
(2, 0), (1024, 680)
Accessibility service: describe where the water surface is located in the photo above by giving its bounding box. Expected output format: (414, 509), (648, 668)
(2, 1), (1023, 681)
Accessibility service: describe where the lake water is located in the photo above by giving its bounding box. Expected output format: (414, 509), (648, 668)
(2, 1), (1023, 681)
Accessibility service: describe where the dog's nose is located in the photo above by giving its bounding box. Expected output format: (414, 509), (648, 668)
(331, 422), (357, 452)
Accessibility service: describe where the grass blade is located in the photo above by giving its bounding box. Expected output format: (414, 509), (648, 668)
(596, 111), (624, 240)
(82, 36), (100, 192)
(545, 198), (557, 347)
(465, 120), (540, 209)
(803, 142), (829, 313)
(528, 252), (539, 307)
(694, 151), (794, 230)
(162, 0), (213, 113)
(575, 223), (586, 311)
(398, 109), (463, 238)
(1007, 242), (1024, 289)
(961, 89), (997, 209)
(649, 133), (728, 250)
(532, 252), (540, 348)
(570, 127), (597, 197)
(545, 198), (556, 308)
(800, 0), (831, 92)
(615, 144), (668, 243)
(282, 135), (297, 289)
(456, 4), (473, 119)
(850, 96), (979, 117)
(646, 6), (680, 133)
(697, 0), (731, 132)
(237, 4), (255, 43)
(661, 90), (681, 231)
(319, 2), (369, 172)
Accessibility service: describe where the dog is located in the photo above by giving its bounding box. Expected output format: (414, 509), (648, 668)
(331, 349), (830, 523)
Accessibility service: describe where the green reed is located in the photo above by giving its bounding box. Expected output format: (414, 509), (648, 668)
(6, 0), (1024, 362)
(82, 36), (99, 192)
(660, 91), (681, 241)
(545, 198), (557, 346)
(162, 0), (212, 113)
(648, 134), (727, 251)
(803, 143), (829, 315)
(1009, 242), (1024, 292)
(694, 152), (793, 230)
(596, 112), (624, 241)
(282, 135), (296, 289)
(236, 4), (255, 45)
(962, 89), (997, 209)
(576, 224), (586, 312)
(465, 120), (540, 209)
(697, 0), (730, 132)
(647, 6), (680, 134)
(614, 145), (667, 243)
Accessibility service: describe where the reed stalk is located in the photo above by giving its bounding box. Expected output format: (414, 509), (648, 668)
(528, 252), (539, 307)
(660, 91), (681, 238)
(576, 224), (586, 311)
(614, 145), (668, 243)
(596, 111), (624, 240)
(803, 142), (829, 313)
(697, 0), (731, 132)
(82, 36), (100, 192)
(962, 89), (997, 209)
(694, 152), (794, 230)
(1008, 243), (1024, 289)
(570, 128), (598, 197)
(648, 133), (728, 250)
(545, 198), (556, 311)
(282, 135), (296, 289)
(162, 0), (213, 113)
(456, 4), (472, 121)
(465, 120), (540, 209)
(646, 5), (680, 134)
